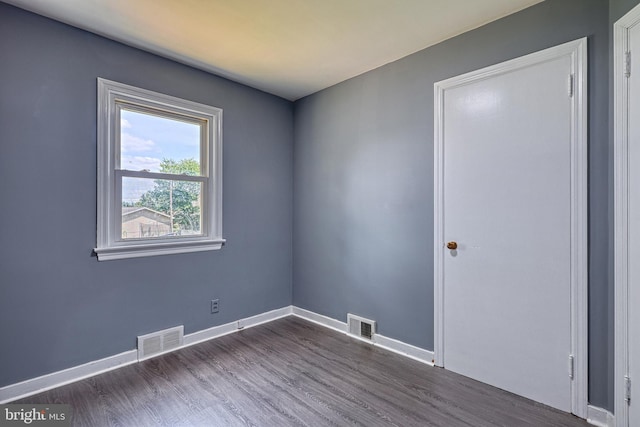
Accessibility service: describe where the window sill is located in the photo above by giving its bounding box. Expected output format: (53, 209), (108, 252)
(94, 239), (225, 261)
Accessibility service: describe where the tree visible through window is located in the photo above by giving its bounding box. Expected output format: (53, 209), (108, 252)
(133, 159), (202, 236)
(95, 78), (223, 261)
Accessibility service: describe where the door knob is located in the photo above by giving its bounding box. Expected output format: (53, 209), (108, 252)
(446, 241), (458, 250)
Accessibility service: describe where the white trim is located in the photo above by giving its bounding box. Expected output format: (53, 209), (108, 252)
(570, 37), (589, 420)
(433, 68), (445, 368)
(0, 306), (435, 403)
(0, 306), (441, 403)
(95, 78), (224, 261)
(237, 306), (293, 329)
(182, 318), (239, 347)
(614, 5), (640, 427)
(185, 306), (293, 347)
(587, 405), (616, 427)
(291, 306), (348, 334)
(372, 333), (435, 365)
(292, 307), (434, 365)
(0, 306), (292, 403)
(0, 350), (138, 404)
(94, 240), (225, 261)
(433, 38), (588, 417)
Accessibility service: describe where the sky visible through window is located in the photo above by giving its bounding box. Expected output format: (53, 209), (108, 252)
(120, 109), (200, 203)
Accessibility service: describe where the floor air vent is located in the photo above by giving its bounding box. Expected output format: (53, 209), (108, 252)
(347, 314), (376, 340)
(137, 325), (184, 361)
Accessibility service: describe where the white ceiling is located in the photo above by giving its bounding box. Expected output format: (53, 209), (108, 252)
(5, 0), (543, 100)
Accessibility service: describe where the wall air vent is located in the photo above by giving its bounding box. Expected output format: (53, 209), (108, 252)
(137, 325), (184, 361)
(347, 314), (376, 340)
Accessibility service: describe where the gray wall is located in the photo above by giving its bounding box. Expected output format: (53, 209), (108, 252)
(611, 0), (640, 20)
(0, 3), (293, 387)
(293, 0), (613, 411)
(0, 0), (626, 413)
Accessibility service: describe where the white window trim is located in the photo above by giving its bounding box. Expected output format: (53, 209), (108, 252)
(95, 78), (224, 261)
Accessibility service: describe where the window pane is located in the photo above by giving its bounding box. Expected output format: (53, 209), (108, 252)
(120, 109), (201, 174)
(122, 177), (202, 239)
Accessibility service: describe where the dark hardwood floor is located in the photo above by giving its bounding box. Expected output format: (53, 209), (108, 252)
(15, 316), (589, 426)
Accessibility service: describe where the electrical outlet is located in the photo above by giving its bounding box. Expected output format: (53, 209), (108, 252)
(211, 299), (219, 314)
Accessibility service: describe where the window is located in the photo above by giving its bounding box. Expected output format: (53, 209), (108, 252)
(95, 78), (223, 261)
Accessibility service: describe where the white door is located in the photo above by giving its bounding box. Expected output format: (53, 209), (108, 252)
(615, 6), (640, 426)
(434, 40), (587, 414)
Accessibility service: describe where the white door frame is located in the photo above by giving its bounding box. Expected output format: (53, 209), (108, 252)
(614, 5), (640, 427)
(433, 38), (588, 418)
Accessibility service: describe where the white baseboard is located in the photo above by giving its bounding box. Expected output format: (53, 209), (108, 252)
(0, 350), (138, 404)
(0, 306), (293, 404)
(292, 306), (434, 366)
(237, 306), (293, 329)
(3, 305), (519, 404)
(291, 306), (348, 333)
(3, 302), (601, 421)
(184, 306), (292, 347)
(372, 333), (435, 365)
(587, 405), (615, 427)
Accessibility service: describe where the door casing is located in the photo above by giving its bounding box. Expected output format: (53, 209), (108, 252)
(614, 4), (640, 426)
(433, 38), (588, 417)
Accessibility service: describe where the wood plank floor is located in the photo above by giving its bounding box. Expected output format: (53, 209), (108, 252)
(15, 316), (589, 426)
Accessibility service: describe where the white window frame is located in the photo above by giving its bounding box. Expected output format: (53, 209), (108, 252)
(94, 78), (224, 261)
